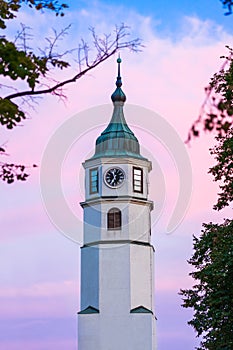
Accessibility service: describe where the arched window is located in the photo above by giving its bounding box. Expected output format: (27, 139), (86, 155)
(107, 208), (121, 230)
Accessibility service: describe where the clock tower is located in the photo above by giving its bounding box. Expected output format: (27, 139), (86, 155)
(78, 58), (156, 349)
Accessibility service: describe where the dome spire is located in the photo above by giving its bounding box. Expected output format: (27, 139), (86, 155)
(111, 56), (126, 102)
(91, 57), (146, 160)
(116, 55), (122, 87)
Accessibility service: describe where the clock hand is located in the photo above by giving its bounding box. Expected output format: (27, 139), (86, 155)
(111, 174), (117, 185)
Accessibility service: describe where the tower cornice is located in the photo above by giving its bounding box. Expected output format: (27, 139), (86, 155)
(80, 196), (154, 211)
(81, 240), (155, 252)
(83, 156), (152, 172)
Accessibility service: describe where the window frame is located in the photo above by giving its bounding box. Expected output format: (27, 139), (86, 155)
(89, 167), (98, 194)
(133, 166), (143, 193)
(107, 208), (122, 230)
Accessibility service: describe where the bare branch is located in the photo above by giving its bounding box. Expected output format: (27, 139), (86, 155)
(4, 24), (143, 102)
(186, 49), (233, 143)
(14, 23), (33, 52)
(45, 24), (72, 59)
(0, 84), (18, 92)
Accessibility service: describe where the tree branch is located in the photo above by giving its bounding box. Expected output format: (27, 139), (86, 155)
(4, 53), (110, 99)
(186, 46), (233, 143)
(4, 24), (142, 102)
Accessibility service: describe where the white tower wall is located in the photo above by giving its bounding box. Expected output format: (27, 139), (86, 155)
(78, 157), (156, 350)
(79, 242), (156, 349)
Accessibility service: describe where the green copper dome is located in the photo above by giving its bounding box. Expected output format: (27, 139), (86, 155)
(92, 58), (145, 160)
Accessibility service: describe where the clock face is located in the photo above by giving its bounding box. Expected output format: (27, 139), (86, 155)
(104, 168), (125, 188)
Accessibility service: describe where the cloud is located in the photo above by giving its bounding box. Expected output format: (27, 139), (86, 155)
(0, 339), (76, 350)
(0, 280), (79, 320)
(0, 280), (77, 298)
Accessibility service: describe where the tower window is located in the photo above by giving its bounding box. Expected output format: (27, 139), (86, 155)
(107, 208), (121, 230)
(90, 168), (98, 194)
(133, 167), (143, 193)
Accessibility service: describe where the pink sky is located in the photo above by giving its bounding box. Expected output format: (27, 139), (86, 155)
(1, 6), (232, 350)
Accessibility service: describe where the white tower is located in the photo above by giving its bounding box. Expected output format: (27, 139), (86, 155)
(78, 58), (156, 349)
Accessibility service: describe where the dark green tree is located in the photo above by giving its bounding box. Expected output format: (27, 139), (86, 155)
(0, 1), (142, 183)
(209, 128), (233, 210)
(181, 117), (233, 348)
(221, 0), (233, 15)
(175, 1), (233, 348)
(180, 219), (233, 350)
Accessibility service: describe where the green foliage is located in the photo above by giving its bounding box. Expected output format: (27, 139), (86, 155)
(180, 219), (233, 350)
(210, 46), (233, 113)
(209, 128), (233, 210)
(0, 0), (68, 29)
(0, 0), (69, 182)
(0, 98), (25, 128)
(182, 127), (233, 348)
(0, 161), (37, 183)
(0, 38), (48, 88)
(183, 4), (233, 349)
(221, 0), (233, 15)
(0, 0), (73, 137)
(0, 0), (20, 29)
(0, 0), (70, 133)
(0, 163), (29, 183)
(187, 47), (233, 142)
(22, 0), (68, 15)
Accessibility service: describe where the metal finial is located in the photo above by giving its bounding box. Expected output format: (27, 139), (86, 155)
(116, 56), (122, 88)
(117, 55), (121, 78)
(111, 56), (126, 102)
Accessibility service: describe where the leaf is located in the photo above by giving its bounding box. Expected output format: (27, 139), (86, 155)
(0, 98), (26, 129)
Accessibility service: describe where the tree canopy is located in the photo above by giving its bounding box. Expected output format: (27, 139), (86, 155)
(181, 5), (233, 346)
(181, 122), (233, 348)
(180, 219), (233, 350)
(209, 128), (233, 210)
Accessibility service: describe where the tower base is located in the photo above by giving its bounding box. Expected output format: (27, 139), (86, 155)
(78, 312), (156, 350)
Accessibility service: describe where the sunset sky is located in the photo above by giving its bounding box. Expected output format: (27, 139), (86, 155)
(1, 1), (233, 349)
